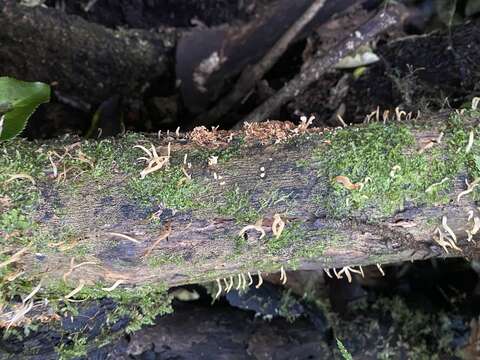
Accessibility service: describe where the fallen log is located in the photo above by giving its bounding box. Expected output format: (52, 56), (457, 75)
(1, 109), (480, 356)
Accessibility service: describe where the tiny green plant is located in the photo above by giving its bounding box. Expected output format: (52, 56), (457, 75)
(336, 338), (353, 360)
(0, 77), (50, 140)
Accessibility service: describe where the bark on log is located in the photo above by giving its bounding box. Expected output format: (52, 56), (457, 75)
(1, 110), (480, 355)
(2, 111), (480, 288)
(0, 0), (176, 111)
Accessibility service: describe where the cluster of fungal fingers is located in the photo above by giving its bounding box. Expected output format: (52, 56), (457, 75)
(134, 142), (171, 179)
(364, 106), (419, 124)
(238, 213), (286, 241)
(214, 271), (258, 299)
(214, 266), (289, 299)
(324, 264), (385, 283)
(46, 144), (94, 183)
(431, 99), (480, 254)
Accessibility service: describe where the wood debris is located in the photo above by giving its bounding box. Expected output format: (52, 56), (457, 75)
(388, 220), (417, 228)
(188, 126), (232, 148)
(243, 119), (320, 145)
(419, 133), (443, 153)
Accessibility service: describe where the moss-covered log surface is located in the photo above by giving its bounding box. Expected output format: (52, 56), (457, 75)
(2, 109), (480, 357)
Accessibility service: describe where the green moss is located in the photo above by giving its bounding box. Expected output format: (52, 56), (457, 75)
(81, 133), (146, 178)
(233, 235), (248, 255)
(314, 114), (480, 218)
(216, 186), (294, 225)
(147, 253), (185, 268)
(335, 295), (456, 359)
(278, 289), (302, 323)
(267, 222), (305, 255)
(296, 240), (326, 259)
(56, 334), (88, 360)
(374, 297), (454, 359)
(0, 139), (48, 244)
(128, 166), (206, 210)
(0, 208), (31, 235)
(1, 275), (172, 358)
(216, 187), (260, 224)
(70, 133), (208, 212)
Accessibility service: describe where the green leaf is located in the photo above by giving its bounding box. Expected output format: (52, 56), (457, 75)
(0, 77), (50, 140)
(336, 338), (353, 360)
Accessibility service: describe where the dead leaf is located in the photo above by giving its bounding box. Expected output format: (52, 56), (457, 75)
(334, 176), (361, 190)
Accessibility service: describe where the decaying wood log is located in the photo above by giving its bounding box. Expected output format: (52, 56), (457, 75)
(1, 109), (480, 355)
(2, 110), (480, 289)
(0, 0), (176, 111)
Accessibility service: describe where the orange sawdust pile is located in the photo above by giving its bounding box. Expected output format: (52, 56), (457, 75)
(189, 117), (323, 148)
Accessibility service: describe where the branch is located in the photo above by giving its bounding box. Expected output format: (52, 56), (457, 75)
(242, 4), (405, 124)
(200, 0), (328, 124)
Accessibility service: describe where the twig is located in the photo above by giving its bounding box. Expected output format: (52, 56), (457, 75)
(0, 247), (29, 269)
(242, 4), (404, 124)
(200, 0), (327, 125)
(106, 232), (142, 244)
(142, 222), (172, 258)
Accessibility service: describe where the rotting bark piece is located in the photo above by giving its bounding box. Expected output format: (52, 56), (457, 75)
(0, 0), (176, 110)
